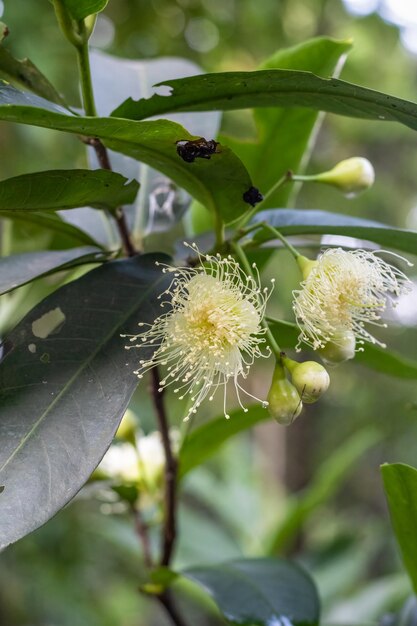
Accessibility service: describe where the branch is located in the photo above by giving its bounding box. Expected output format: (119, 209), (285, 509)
(150, 367), (178, 567)
(83, 136), (138, 258)
(158, 591), (188, 626)
(132, 505), (153, 569)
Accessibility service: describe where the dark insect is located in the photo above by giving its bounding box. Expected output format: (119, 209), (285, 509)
(176, 138), (220, 163)
(243, 186), (264, 207)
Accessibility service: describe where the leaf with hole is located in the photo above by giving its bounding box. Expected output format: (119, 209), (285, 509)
(0, 253), (170, 549)
(111, 68), (417, 135)
(0, 84), (252, 224)
(224, 37), (352, 208)
(89, 50), (221, 235)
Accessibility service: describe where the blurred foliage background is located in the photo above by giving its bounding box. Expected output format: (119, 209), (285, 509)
(1, 0), (417, 624)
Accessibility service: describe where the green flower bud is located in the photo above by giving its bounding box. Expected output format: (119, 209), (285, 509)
(283, 356), (330, 404)
(312, 157), (375, 197)
(319, 331), (356, 365)
(115, 408), (138, 444)
(267, 362), (303, 425)
(296, 254), (317, 280)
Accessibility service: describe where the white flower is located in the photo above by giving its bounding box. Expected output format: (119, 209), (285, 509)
(124, 243), (272, 419)
(99, 430), (179, 490)
(293, 248), (412, 351)
(99, 442), (140, 483)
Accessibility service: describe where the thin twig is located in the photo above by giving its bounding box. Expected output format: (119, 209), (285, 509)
(158, 591), (188, 626)
(131, 505), (153, 569)
(83, 136), (138, 257)
(150, 367), (178, 567)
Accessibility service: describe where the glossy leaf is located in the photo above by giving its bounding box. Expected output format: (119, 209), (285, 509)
(111, 68), (417, 134)
(224, 37), (352, 207)
(61, 0), (108, 20)
(0, 254), (170, 549)
(179, 405), (269, 479)
(0, 84), (252, 224)
(269, 319), (417, 379)
(0, 44), (66, 106)
(184, 557), (320, 626)
(89, 50), (221, 236)
(1, 211), (102, 248)
(381, 463), (417, 594)
(251, 209), (417, 256)
(0, 247), (109, 296)
(0, 169), (138, 213)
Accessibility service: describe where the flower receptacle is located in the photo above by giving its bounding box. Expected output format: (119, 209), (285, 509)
(267, 361), (303, 425)
(319, 331), (356, 364)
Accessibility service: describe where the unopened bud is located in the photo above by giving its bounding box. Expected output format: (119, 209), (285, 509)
(115, 408), (137, 444)
(267, 362), (303, 425)
(283, 355), (330, 404)
(296, 255), (317, 280)
(319, 331), (356, 365)
(312, 157), (375, 197)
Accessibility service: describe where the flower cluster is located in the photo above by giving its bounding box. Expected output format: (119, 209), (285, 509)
(125, 244), (273, 420)
(293, 248), (412, 351)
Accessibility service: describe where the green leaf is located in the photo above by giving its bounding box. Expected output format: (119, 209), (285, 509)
(111, 68), (417, 135)
(269, 319), (417, 380)
(89, 50), (221, 235)
(0, 84), (252, 224)
(381, 463), (417, 594)
(1, 211), (102, 248)
(0, 44), (66, 106)
(179, 405), (269, 479)
(61, 0), (108, 20)
(224, 37), (352, 207)
(183, 557), (320, 626)
(267, 429), (381, 553)
(0, 247), (109, 296)
(0, 169), (138, 213)
(251, 209), (417, 256)
(0, 254), (170, 549)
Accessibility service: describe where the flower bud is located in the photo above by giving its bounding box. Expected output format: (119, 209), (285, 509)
(115, 408), (138, 444)
(296, 255), (317, 280)
(267, 362), (303, 425)
(283, 356), (330, 404)
(313, 157), (375, 197)
(319, 330), (356, 365)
